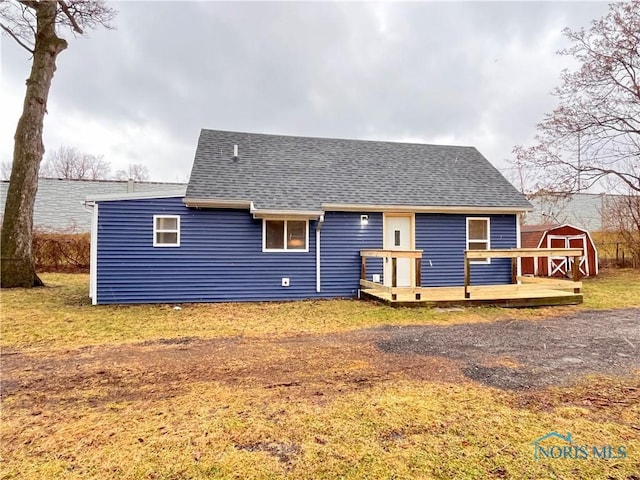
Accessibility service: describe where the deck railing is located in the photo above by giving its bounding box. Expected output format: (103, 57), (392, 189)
(360, 247), (585, 302)
(463, 248), (584, 299)
(360, 249), (423, 300)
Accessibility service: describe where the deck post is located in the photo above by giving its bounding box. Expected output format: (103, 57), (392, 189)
(572, 255), (580, 292)
(464, 252), (470, 299)
(511, 257), (517, 284)
(415, 258), (422, 300)
(391, 257), (397, 287)
(391, 257), (397, 300)
(361, 256), (366, 282)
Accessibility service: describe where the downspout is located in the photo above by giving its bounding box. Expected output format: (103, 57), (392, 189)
(516, 215), (522, 282)
(316, 214), (324, 293)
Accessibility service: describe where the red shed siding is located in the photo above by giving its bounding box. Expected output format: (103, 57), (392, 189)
(520, 224), (598, 277)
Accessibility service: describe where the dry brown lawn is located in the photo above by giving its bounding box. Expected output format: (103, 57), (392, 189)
(1, 270), (639, 479)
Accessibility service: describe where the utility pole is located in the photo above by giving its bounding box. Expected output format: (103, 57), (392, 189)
(577, 131), (581, 191)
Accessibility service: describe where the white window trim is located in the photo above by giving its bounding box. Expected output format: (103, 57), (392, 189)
(153, 214), (181, 247)
(466, 217), (491, 264)
(262, 219), (309, 253)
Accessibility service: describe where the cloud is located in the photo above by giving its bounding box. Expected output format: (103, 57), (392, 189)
(1, 1), (610, 182)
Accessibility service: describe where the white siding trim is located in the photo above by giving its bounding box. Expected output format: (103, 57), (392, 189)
(466, 217), (491, 264)
(87, 189), (186, 202)
(322, 203), (532, 214)
(90, 203), (98, 305)
(262, 219), (310, 253)
(153, 215), (181, 247)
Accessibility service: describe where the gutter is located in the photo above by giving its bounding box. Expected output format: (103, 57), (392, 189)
(183, 197), (252, 209)
(321, 203), (533, 214)
(87, 189), (186, 203)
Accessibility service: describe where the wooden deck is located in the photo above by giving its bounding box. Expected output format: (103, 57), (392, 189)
(360, 247), (585, 308)
(361, 283), (583, 308)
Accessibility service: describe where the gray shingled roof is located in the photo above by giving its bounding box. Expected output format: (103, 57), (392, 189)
(1, 179), (186, 232)
(525, 192), (609, 231)
(186, 129), (532, 211)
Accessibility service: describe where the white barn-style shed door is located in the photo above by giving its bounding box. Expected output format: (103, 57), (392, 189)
(383, 214), (413, 287)
(547, 234), (588, 277)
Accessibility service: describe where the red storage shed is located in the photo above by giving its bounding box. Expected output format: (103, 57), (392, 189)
(521, 224), (598, 277)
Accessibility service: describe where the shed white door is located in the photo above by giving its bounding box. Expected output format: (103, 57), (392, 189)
(547, 234), (588, 277)
(384, 215), (412, 287)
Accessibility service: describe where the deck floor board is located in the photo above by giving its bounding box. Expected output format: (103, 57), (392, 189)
(362, 284), (582, 308)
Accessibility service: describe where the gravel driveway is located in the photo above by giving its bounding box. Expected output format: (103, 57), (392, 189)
(377, 308), (640, 390)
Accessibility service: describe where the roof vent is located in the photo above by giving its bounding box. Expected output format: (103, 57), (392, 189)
(233, 144), (238, 160)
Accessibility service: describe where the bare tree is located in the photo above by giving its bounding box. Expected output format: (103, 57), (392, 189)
(40, 146), (111, 180)
(115, 163), (150, 182)
(512, 1), (640, 194)
(527, 190), (572, 225)
(0, 1), (115, 288)
(602, 191), (640, 266)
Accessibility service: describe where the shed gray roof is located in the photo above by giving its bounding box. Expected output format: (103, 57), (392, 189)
(186, 129), (531, 211)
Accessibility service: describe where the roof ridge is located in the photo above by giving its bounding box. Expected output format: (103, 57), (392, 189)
(199, 128), (476, 150)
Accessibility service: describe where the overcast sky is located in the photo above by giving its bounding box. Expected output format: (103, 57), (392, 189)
(1, 1), (610, 183)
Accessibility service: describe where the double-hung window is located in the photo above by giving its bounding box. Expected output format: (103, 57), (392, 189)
(466, 217), (490, 263)
(153, 215), (180, 247)
(263, 219), (308, 252)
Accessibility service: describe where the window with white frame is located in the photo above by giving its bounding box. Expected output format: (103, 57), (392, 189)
(466, 217), (490, 263)
(153, 215), (180, 247)
(263, 219), (308, 252)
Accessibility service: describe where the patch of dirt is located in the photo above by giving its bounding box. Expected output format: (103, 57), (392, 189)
(140, 336), (197, 346)
(514, 374), (640, 424)
(0, 330), (464, 410)
(2, 309), (638, 413)
(235, 441), (301, 465)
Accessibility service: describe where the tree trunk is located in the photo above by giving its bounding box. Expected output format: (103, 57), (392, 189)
(1, 3), (67, 288)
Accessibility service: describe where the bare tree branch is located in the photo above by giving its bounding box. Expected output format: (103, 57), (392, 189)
(0, 21), (33, 53)
(115, 163), (150, 182)
(16, 0), (40, 9)
(40, 146), (111, 180)
(57, 0), (83, 34)
(511, 2), (640, 195)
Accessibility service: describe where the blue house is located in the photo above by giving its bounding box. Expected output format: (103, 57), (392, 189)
(86, 129), (532, 305)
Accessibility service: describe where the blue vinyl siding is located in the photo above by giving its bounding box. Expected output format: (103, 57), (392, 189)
(98, 198), (314, 303)
(320, 212), (382, 296)
(416, 214), (517, 286)
(96, 198), (382, 304)
(95, 197), (517, 304)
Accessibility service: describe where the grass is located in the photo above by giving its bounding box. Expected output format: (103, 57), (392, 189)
(1, 269), (639, 479)
(2, 269), (639, 352)
(2, 377), (639, 479)
(579, 268), (640, 309)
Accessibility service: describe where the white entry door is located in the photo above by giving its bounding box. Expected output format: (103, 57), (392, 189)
(384, 215), (412, 287)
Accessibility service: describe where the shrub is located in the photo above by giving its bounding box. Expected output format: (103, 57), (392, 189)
(591, 231), (638, 269)
(33, 232), (90, 273)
